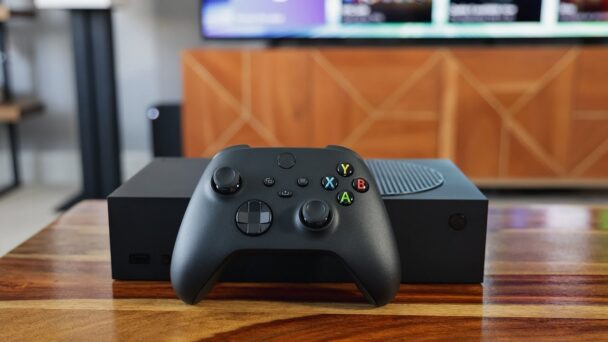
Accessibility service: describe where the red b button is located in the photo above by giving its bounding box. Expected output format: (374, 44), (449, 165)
(352, 178), (369, 193)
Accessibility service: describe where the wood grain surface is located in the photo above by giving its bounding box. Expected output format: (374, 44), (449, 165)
(1, 201), (608, 340)
(182, 47), (608, 186)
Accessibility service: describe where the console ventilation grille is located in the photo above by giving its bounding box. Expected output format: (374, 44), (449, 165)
(366, 160), (445, 196)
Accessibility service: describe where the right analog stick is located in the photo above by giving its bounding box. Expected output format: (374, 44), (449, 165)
(300, 200), (331, 230)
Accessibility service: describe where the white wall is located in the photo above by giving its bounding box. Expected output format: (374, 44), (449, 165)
(112, 0), (205, 174)
(0, 0), (206, 186)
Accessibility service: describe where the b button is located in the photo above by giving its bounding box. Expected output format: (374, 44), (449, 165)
(336, 163), (354, 177)
(352, 178), (369, 193)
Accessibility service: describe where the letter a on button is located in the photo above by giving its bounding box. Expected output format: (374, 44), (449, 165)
(337, 191), (354, 206)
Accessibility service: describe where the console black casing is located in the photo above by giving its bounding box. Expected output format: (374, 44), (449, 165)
(108, 158), (488, 283)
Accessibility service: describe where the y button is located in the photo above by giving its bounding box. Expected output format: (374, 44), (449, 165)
(337, 163), (354, 177)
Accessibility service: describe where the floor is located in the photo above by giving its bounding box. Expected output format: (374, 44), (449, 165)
(0, 185), (76, 256)
(0, 185), (606, 257)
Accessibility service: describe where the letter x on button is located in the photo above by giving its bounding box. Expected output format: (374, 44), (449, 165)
(321, 176), (338, 191)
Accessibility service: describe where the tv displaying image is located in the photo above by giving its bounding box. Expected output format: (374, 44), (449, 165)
(449, 0), (542, 23)
(202, 0), (327, 37)
(559, 0), (608, 22)
(342, 0), (433, 23)
(201, 0), (608, 39)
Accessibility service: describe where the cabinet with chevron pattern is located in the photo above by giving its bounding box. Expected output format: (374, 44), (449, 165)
(182, 47), (608, 187)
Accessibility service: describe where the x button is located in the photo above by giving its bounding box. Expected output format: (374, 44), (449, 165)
(321, 176), (338, 191)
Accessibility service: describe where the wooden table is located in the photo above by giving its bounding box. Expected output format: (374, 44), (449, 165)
(1, 201), (608, 340)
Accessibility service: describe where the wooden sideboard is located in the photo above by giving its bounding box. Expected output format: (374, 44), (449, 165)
(182, 47), (608, 187)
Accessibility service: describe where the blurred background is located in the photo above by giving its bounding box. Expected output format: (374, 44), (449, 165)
(0, 0), (607, 255)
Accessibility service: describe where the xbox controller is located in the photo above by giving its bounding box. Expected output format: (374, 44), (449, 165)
(170, 145), (401, 306)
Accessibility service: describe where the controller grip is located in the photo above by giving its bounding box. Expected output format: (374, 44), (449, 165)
(337, 248), (401, 306)
(171, 250), (234, 304)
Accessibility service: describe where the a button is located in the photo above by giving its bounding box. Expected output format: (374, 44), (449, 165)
(278, 189), (293, 198)
(263, 177), (275, 187)
(321, 176), (338, 191)
(236, 200), (272, 236)
(297, 177), (309, 187)
(277, 153), (296, 169)
(337, 191), (354, 206)
(449, 214), (467, 231)
(336, 163), (354, 177)
(352, 178), (369, 193)
(300, 200), (331, 230)
(212, 167), (241, 194)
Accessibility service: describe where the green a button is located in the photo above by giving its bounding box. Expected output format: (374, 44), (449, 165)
(337, 191), (354, 206)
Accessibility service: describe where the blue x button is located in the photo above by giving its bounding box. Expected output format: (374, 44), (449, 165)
(321, 176), (338, 191)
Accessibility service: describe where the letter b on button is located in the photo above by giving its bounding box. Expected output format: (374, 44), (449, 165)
(352, 178), (369, 193)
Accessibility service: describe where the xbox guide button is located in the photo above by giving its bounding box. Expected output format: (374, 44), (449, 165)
(277, 153), (296, 169)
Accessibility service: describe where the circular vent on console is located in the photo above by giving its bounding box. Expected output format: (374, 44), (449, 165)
(366, 160), (444, 196)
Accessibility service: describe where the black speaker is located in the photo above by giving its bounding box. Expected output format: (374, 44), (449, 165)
(147, 104), (182, 157)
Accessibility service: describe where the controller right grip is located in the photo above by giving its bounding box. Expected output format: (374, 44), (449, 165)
(336, 246), (401, 306)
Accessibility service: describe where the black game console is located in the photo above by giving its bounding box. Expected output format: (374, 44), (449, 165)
(108, 156), (488, 284)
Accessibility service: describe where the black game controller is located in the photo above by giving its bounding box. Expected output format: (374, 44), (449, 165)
(170, 145), (401, 306)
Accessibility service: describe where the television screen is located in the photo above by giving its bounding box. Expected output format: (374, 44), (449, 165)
(559, 0), (608, 22)
(201, 0), (608, 39)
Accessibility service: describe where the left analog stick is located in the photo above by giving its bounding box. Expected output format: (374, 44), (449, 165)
(212, 167), (241, 194)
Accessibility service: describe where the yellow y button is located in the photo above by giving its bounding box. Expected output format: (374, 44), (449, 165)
(336, 163), (354, 177)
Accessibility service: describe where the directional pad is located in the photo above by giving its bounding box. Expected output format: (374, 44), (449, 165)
(236, 200), (273, 236)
